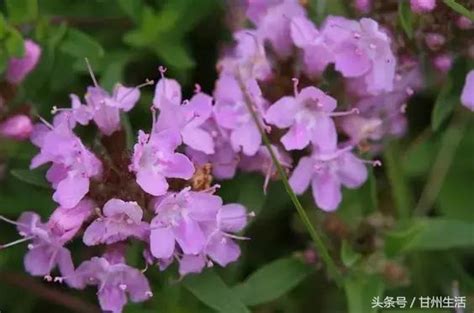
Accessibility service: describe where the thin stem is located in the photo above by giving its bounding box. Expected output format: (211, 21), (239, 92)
(383, 141), (414, 221)
(443, 0), (474, 21)
(237, 76), (344, 286)
(414, 112), (469, 216)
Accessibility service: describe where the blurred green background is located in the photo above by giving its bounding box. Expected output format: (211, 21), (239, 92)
(0, 0), (473, 312)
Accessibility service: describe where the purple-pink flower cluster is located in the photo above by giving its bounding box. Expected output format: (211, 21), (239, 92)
(1, 66), (251, 312)
(2, 1), (473, 311)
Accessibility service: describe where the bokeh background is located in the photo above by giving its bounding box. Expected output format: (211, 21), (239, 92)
(0, 0), (473, 312)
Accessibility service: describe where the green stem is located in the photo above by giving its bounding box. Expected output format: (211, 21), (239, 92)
(238, 76), (344, 287)
(383, 141), (414, 221)
(414, 112), (469, 216)
(443, 0), (474, 21)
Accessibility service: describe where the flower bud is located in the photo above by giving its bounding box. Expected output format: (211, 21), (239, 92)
(6, 40), (41, 84)
(410, 0), (436, 13)
(432, 54), (452, 73)
(456, 16), (473, 30)
(424, 33), (445, 51)
(354, 0), (371, 14)
(0, 114), (33, 140)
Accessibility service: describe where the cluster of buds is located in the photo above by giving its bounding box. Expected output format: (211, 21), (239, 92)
(0, 39), (41, 141)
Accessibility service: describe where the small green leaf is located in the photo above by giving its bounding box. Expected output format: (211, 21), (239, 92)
(233, 257), (314, 306)
(398, 0), (414, 38)
(5, 28), (25, 58)
(10, 168), (50, 189)
(344, 274), (384, 313)
(6, 0), (38, 23)
(154, 41), (195, 70)
(118, 0), (143, 22)
(60, 28), (104, 60)
(182, 269), (250, 313)
(385, 218), (474, 256)
(341, 240), (362, 268)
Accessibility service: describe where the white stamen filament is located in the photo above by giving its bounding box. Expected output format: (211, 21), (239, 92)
(85, 58), (99, 87)
(0, 236), (34, 249)
(329, 108), (360, 117)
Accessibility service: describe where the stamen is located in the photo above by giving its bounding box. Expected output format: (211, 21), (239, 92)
(35, 114), (54, 129)
(292, 78), (299, 97)
(223, 233), (251, 241)
(405, 87), (414, 96)
(145, 291), (153, 297)
(158, 66), (167, 78)
(119, 284), (127, 291)
(136, 78), (155, 89)
(0, 215), (28, 227)
(85, 58), (99, 87)
(150, 107), (157, 135)
(207, 260), (214, 267)
(0, 236), (34, 249)
(361, 159), (382, 167)
(44, 275), (53, 282)
(329, 108), (359, 117)
(194, 84), (202, 94)
(263, 165), (272, 195)
(400, 103), (408, 113)
(202, 184), (220, 194)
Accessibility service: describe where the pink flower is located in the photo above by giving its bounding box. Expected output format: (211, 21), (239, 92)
(154, 86), (215, 154)
(185, 118), (240, 180)
(218, 30), (272, 80)
(290, 16), (334, 76)
(213, 75), (267, 156)
(130, 129), (194, 196)
(30, 119), (102, 208)
(321, 16), (396, 95)
(75, 256), (151, 313)
(149, 188), (222, 259)
(83, 199), (149, 246)
(265, 85), (341, 151)
(255, 0), (305, 57)
(6, 39), (41, 84)
(0, 212), (76, 286)
(289, 145), (368, 211)
(70, 83), (140, 135)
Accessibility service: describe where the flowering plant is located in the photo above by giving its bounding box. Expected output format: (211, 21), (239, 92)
(0, 0), (473, 312)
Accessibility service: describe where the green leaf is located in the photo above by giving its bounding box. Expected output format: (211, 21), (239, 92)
(431, 59), (468, 131)
(431, 77), (456, 131)
(344, 274), (384, 313)
(60, 28), (104, 60)
(118, 0), (143, 22)
(341, 241), (362, 268)
(233, 257), (314, 306)
(154, 41), (195, 70)
(385, 218), (474, 256)
(6, 0), (38, 23)
(182, 269), (250, 313)
(398, 0), (414, 38)
(10, 169), (50, 189)
(5, 28), (25, 58)
(443, 0), (474, 21)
